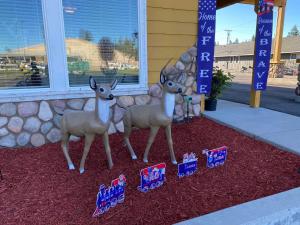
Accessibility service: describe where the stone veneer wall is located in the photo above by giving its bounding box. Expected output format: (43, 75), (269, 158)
(0, 46), (201, 148)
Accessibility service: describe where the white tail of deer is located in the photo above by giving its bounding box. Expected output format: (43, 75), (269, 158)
(61, 77), (118, 174)
(123, 60), (183, 164)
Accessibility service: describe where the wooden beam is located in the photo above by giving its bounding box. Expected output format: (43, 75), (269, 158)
(273, 1), (286, 64)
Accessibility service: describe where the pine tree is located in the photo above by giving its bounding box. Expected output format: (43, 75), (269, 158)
(287, 25), (300, 37)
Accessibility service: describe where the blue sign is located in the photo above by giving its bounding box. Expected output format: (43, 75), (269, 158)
(253, 0), (274, 90)
(196, 0), (217, 94)
(177, 153), (198, 178)
(93, 174), (126, 217)
(138, 163), (166, 193)
(203, 146), (227, 168)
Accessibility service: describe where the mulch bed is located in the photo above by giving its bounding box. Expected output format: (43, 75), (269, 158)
(0, 117), (299, 225)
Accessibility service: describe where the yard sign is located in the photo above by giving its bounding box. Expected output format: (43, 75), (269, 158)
(253, 0), (274, 90)
(196, 0), (217, 94)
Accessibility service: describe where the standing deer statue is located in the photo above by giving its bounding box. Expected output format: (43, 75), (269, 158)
(123, 61), (183, 164)
(61, 76), (118, 174)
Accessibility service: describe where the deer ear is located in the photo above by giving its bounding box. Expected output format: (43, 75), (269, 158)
(89, 76), (97, 90)
(160, 71), (167, 85)
(110, 78), (118, 90)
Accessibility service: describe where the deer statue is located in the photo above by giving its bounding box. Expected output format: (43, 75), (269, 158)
(123, 60), (183, 164)
(61, 76), (118, 174)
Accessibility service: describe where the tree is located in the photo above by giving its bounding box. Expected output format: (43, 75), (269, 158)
(288, 25), (300, 37)
(251, 35), (255, 42)
(115, 38), (138, 61)
(98, 37), (115, 66)
(79, 29), (93, 41)
(233, 38), (239, 44)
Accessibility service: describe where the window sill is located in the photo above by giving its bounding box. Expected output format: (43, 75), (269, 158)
(0, 85), (149, 103)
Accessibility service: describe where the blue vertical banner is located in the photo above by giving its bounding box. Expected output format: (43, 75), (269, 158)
(196, 0), (217, 94)
(253, 0), (274, 90)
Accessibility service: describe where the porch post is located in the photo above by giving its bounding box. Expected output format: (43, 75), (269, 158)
(270, 0), (286, 78)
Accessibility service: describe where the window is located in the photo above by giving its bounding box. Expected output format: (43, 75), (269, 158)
(0, 0), (49, 89)
(0, 0), (147, 102)
(63, 0), (139, 86)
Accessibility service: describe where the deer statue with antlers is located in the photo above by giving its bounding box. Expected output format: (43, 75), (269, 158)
(61, 77), (118, 174)
(123, 60), (183, 164)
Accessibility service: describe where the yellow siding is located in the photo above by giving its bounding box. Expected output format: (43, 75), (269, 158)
(147, 0), (198, 84)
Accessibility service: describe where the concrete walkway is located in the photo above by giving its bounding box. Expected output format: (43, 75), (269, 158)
(203, 100), (300, 156)
(175, 188), (300, 225)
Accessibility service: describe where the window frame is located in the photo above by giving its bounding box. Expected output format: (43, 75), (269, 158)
(0, 0), (148, 103)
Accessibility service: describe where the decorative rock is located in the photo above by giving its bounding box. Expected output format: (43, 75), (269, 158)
(180, 52), (192, 64)
(70, 135), (81, 142)
(175, 61), (185, 71)
(190, 63), (196, 74)
(51, 100), (66, 114)
(150, 97), (161, 105)
(24, 117), (41, 133)
(149, 84), (162, 97)
(113, 105), (126, 123)
(0, 117), (8, 127)
(0, 127), (9, 137)
(8, 117), (23, 133)
(178, 72), (187, 84)
(115, 121), (124, 133)
(18, 102), (38, 117)
(192, 81), (197, 92)
(175, 94), (184, 104)
(135, 95), (151, 105)
(0, 103), (16, 117)
(108, 122), (116, 135)
(38, 101), (53, 121)
(185, 76), (194, 87)
(193, 104), (201, 116)
(164, 65), (179, 75)
(0, 134), (16, 147)
(175, 105), (183, 117)
(191, 94), (201, 105)
(53, 114), (62, 128)
(47, 128), (61, 143)
(117, 96), (134, 108)
(83, 98), (95, 112)
(185, 87), (193, 96)
(17, 132), (31, 146)
(187, 46), (197, 57)
(67, 99), (85, 110)
(31, 133), (45, 147)
(41, 122), (53, 134)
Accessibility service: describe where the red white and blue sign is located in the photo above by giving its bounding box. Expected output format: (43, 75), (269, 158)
(203, 146), (227, 168)
(253, 0), (274, 90)
(93, 174), (126, 217)
(196, 0), (217, 94)
(177, 153), (198, 178)
(138, 163), (166, 193)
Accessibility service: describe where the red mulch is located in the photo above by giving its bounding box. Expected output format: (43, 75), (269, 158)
(0, 118), (299, 225)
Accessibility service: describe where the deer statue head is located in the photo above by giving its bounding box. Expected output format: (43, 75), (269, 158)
(89, 76), (118, 100)
(160, 71), (183, 95)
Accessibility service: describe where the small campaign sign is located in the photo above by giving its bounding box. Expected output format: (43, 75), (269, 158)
(138, 163), (166, 193)
(203, 146), (227, 168)
(93, 174), (126, 217)
(177, 153), (198, 178)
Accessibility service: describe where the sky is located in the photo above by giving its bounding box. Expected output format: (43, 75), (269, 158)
(215, 0), (300, 45)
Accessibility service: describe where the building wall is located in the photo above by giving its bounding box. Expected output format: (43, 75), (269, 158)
(147, 0), (198, 84)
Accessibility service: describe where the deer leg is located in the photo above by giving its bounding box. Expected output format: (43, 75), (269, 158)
(165, 125), (177, 165)
(102, 131), (113, 169)
(143, 126), (159, 163)
(123, 113), (137, 160)
(79, 134), (95, 174)
(61, 132), (74, 170)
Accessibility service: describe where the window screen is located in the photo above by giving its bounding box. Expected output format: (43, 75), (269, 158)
(0, 0), (49, 89)
(63, 0), (139, 86)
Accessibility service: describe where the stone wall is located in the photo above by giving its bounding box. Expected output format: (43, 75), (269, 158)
(0, 46), (200, 148)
